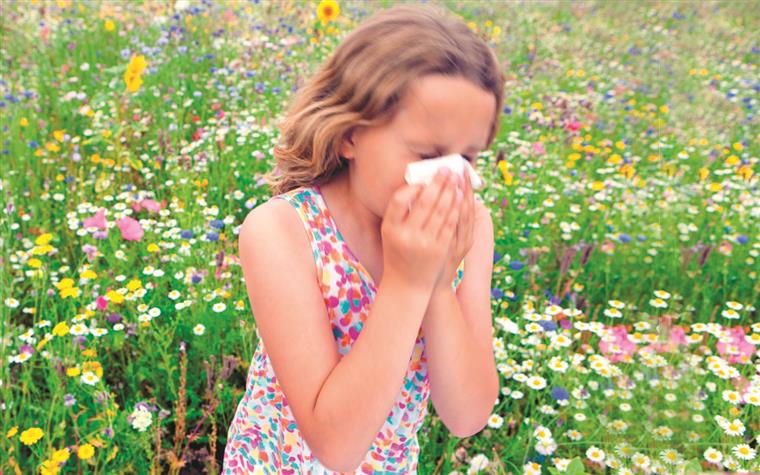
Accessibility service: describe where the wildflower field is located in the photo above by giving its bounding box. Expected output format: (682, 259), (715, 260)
(1, 0), (758, 474)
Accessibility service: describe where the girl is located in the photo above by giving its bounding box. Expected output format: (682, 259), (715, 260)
(223, 3), (504, 474)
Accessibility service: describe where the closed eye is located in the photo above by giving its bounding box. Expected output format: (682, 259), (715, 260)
(420, 153), (474, 163)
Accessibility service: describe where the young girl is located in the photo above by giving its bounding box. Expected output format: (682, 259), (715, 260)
(223, 4), (504, 474)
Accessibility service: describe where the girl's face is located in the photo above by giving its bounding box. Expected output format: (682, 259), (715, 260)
(339, 73), (496, 223)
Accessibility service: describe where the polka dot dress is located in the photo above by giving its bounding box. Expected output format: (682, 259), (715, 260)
(222, 184), (465, 474)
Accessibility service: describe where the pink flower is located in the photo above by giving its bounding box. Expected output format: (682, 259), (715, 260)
(565, 120), (581, 132)
(116, 216), (144, 241)
(131, 199), (162, 213)
(599, 324), (638, 363)
(96, 295), (109, 311)
(531, 142), (546, 156)
(83, 208), (108, 230)
(717, 326), (755, 364)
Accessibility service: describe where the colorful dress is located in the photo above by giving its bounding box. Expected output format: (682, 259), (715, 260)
(222, 184), (465, 474)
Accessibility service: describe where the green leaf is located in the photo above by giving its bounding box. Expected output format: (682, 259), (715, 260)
(566, 457), (588, 475)
(682, 459), (702, 474)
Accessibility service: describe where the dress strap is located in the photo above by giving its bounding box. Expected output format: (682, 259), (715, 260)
(269, 186), (327, 277)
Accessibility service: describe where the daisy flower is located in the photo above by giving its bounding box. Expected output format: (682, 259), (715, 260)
(723, 419), (745, 436)
(653, 290), (671, 299)
(526, 376), (547, 390)
(586, 446), (605, 463)
(193, 324), (206, 336)
(80, 372), (99, 385)
(721, 309), (740, 319)
(732, 444), (756, 461)
(703, 447), (723, 464)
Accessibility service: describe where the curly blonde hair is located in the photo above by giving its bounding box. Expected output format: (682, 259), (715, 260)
(263, 3), (505, 196)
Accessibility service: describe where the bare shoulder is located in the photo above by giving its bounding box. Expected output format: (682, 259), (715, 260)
(236, 197), (340, 461)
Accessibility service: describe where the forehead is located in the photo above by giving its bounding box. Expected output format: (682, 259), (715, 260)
(395, 74), (495, 148)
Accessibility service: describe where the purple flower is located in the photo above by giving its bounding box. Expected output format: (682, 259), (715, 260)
(735, 234), (748, 245)
(551, 386), (569, 401)
(64, 394), (76, 407)
(106, 313), (123, 324)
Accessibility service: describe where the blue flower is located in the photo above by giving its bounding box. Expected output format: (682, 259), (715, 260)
(509, 260), (524, 271)
(618, 233), (632, 244)
(551, 386), (569, 401)
(538, 320), (557, 332)
(180, 230), (193, 239)
(210, 219), (224, 230)
(491, 288), (504, 299)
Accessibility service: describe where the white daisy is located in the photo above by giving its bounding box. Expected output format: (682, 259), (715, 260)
(653, 290), (671, 299)
(608, 300), (626, 309)
(523, 461), (541, 475)
(732, 444), (756, 461)
(723, 419), (745, 437)
(726, 301), (744, 311)
(649, 298), (668, 309)
(212, 302), (226, 313)
(721, 309), (740, 319)
(80, 371), (99, 386)
(604, 308), (623, 318)
(526, 376), (547, 390)
(722, 390), (741, 405)
(586, 446), (605, 463)
(703, 447), (723, 464)
(193, 324), (206, 336)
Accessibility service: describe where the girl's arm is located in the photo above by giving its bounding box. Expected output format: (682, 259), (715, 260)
(238, 200), (432, 472)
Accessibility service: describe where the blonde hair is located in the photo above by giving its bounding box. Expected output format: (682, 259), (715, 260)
(264, 3), (505, 196)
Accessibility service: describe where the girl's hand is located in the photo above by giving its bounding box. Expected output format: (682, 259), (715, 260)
(432, 167), (476, 294)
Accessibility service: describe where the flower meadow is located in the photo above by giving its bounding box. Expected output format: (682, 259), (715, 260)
(1, 0), (758, 474)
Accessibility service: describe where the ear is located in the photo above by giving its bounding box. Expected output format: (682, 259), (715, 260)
(339, 127), (358, 160)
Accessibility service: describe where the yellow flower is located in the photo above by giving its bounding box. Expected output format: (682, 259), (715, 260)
(52, 322), (70, 337)
(6, 426), (18, 438)
(60, 286), (81, 299)
(77, 443), (95, 460)
(20, 117), (29, 126)
(147, 243), (159, 253)
(51, 448), (70, 463)
(104, 19), (115, 32)
(497, 160), (513, 185)
(53, 130), (66, 142)
(20, 427), (44, 446)
(590, 181), (605, 191)
(67, 366), (81, 377)
(732, 142), (743, 152)
(39, 459), (61, 475)
(124, 71), (144, 93)
(126, 279), (142, 292)
(127, 55), (147, 76)
(106, 289), (125, 304)
(317, 0), (340, 24)
(615, 140), (625, 150)
(35, 233), (54, 246)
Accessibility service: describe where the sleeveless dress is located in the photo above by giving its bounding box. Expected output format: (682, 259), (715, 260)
(222, 184), (465, 474)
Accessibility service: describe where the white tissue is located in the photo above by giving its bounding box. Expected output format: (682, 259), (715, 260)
(404, 153), (484, 190)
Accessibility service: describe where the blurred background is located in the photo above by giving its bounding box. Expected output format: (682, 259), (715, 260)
(1, 0), (757, 473)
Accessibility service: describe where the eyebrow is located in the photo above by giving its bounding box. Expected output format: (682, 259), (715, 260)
(407, 140), (486, 153)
